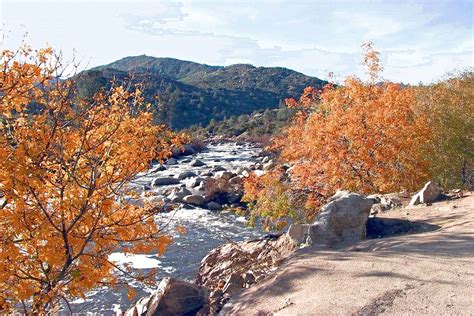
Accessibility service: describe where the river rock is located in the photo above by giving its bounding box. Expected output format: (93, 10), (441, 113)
(152, 177), (180, 186)
(253, 170), (265, 177)
(125, 277), (209, 316)
(149, 164), (166, 173)
(196, 234), (297, 293)
(168, 187), (192, 202)
(206, 201), (222, 211)
(165, 158), (178, 165)
(183, 194), (205, 206)
(171, 144), (197, 158)
(235, 167), (250, 176)
(195, 182), (206, 191)
(263, 160), (276, 171)
(182, 144), (197, 156)
(185, 177), (203, 188)
(214, 171), (235, 180)
(226, 192), (242, 204)
(308, 190), (373, 247)
(409, 181), (442, 206)
(170, 146), (182, 158)
(212, 165), (227, 172)
(190, 159), (206, 167)
(178, 171), (197, 180)
(228, 176), (243, 185)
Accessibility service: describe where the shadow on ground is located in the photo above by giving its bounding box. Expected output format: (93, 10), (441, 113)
(366, 217), (440, 239)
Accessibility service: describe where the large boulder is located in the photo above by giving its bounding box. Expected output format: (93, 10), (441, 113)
(125, 277), (209, 316)
(308, 190), (373, 247)
(409, 181), (442, 206)
(152, 177), (180, 186)
(196, 234), (297, 294)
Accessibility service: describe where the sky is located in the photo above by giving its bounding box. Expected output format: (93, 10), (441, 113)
(1, 0), (473, 84)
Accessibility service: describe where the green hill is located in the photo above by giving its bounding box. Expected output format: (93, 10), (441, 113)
(76, 56), (326, 129)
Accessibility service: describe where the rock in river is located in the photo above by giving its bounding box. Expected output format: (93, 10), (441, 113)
(190, 159), (206, 167)
(152, 177), (180, 186)
(168, 188), (192, 203)
(206, 201), (222, 211)
(183, 194), (206, 206)
(178, 171), (198, 180)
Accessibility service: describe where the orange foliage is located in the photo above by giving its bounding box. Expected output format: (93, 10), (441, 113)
(0, 46), (181, 312)
(248, 43), (431, 223)
(243, 168), (314, 229)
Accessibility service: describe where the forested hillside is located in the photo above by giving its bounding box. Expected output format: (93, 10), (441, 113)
(75, 56), (326, 129)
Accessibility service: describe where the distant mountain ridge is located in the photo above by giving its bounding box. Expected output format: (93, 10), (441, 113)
(76, 55), (326, 129)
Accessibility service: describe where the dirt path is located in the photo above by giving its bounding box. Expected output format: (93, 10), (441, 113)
(222, 193), (474, 315)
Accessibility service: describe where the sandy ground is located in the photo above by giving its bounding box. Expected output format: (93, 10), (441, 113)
(222, 193), (474, 315)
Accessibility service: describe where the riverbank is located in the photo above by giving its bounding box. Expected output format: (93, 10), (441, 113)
(222, 193), (474, 315)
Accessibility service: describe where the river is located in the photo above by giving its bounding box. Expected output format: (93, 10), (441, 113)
(69, 142), (264, 314)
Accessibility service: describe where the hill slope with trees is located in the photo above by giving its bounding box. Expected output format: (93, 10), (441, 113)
(75, 56), (327, 129)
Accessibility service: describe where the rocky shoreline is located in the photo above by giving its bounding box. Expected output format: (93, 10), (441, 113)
(133, 140), (277, 215)
(123, 173), (466, 315)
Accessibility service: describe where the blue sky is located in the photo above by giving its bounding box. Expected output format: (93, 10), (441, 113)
(1, 0), (473, 83)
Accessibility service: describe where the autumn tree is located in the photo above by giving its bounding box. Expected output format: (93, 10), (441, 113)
(415, 71), (474, 189)
(244, 42), (431, 225)
(0, 46), (183, 312)
(243, 167), (313, 230)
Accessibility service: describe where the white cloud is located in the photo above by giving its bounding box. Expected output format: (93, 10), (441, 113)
(1, 0), (473, 84)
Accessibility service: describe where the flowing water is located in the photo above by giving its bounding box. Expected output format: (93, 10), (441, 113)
(69, 143), (264, 314)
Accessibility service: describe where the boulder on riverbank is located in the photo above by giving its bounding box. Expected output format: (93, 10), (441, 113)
(195, 234), (298, 313)
(308, 190), (373, 247)
(409, 181), (442, 206)
(125, 277), (209, 316)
